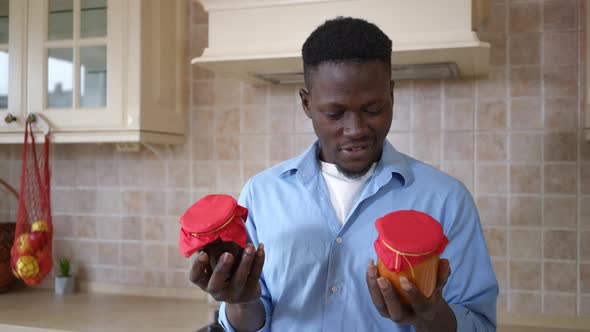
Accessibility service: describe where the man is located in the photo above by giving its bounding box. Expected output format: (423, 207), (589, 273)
(190, 17), (498, 332)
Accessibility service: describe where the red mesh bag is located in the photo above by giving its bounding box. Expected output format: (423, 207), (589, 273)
(10, 122), (53, 286)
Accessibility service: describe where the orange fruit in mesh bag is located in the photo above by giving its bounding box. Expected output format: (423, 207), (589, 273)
(31, 220), (50, 233)
(15, 234), (32, 254)
(16, 255), (39, 279)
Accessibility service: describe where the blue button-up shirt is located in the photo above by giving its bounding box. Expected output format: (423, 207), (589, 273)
(219, 140), (498, 332)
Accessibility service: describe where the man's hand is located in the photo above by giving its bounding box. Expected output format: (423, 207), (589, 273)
(190, 243), (265, 304)
(366, 258), (457, 332)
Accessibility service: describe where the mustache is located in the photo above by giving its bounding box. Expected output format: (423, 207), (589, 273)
(339, 139), (373, 150)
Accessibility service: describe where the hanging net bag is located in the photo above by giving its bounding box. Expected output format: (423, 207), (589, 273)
(10, 120), (53, 286)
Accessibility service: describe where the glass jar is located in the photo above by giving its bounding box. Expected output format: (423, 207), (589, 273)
(179, 194), (248, 272)
(374, 210), (448, 304)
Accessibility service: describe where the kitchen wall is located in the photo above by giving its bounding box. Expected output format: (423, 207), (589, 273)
(0, 0), (588, 318)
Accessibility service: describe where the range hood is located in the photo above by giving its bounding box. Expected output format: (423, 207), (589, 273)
(192, 0), (490, 84)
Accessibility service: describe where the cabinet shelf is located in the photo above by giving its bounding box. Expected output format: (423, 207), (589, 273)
(50, 6), (107, 14)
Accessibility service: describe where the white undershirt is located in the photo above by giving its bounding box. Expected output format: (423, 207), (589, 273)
(320, 161), (376, 226)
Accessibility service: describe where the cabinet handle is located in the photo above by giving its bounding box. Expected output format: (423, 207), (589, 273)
(27, 113), (37, 124)
(4, 113), (17, 124)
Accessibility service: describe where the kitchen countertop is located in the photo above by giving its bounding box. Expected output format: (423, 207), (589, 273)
(0, 285), (588, 331)
(0, 286), (217, 332)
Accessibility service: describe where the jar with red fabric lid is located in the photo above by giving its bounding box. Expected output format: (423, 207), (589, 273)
(179, 194), (248, 272)
(374, 210), (448, 304)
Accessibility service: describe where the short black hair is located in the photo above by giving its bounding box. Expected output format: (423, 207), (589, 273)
(301, 16), (392, 88)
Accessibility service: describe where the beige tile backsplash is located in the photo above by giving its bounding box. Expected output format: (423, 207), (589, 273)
(510, 98), (543, 129)
(545, 98), (578, 130)
(510, 260), (542, 290)
(543, 31), (578, 66)
(510, 164), (542, 193)
(510, 66), (542, 97)
(0, 0), (588, 318)
(509, 196), (542, 226)
(442, 132), (472, 161)
(478, 99), (508, 129)
(510, 132), (543, 162)
(509, 229), (542, 259)
(509, 32), (541, 66)
(543, 294), (577, 315)
(545, 164), (578, 194)
(544, 65), (578, 98)
(484, 227), (508, 257)
(510, 291), (542, 314)
(477, 195), (508, 226)
(543, 230), (577, 260)
(543, 196), (577, 227)
(581, 264), (590, 293)
(444, 99), (474, 130)
(477, 133), (508, 161)
(477, 164), (508, 194)
(581, 231), (590, 260)
(509, 2), (541, 33)
(544, 0), (578, 31)
(544, 262), (577, 293)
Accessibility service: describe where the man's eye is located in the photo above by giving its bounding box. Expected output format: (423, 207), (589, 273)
(365, 107), (383, 115)
(325, 112), (343, 119)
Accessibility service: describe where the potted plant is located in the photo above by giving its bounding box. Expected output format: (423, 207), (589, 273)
(55, 258), (75, 295)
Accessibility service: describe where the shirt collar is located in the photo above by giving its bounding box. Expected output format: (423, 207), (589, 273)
(375, 139), (414, 187)
(279, 140), (414, 187)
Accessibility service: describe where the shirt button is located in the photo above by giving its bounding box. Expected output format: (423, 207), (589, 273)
(331, 286), (339, 293)
(335, 237), (343, 244)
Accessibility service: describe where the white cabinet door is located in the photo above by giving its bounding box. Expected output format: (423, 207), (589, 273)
(0, 0), (26, 135)
(0, 0), (186, 144)
(27, 0), (125, 131)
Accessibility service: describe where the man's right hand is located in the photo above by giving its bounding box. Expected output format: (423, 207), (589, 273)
(189, 243), (265, 304)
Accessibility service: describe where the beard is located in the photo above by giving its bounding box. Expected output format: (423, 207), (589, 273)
(336, 163), (375, 180)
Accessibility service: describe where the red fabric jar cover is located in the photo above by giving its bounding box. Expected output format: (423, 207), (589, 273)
(374, 210), (448, 273)
(179, 194), (248, 257)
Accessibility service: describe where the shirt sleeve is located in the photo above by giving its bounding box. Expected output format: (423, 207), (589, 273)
(439, 181), (499, 332)
(218, 179), (273, 332)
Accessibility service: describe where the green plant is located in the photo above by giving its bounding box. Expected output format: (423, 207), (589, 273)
(58, 258), (71, 277)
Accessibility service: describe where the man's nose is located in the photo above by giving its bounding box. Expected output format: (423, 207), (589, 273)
(343, 113), (368, 138)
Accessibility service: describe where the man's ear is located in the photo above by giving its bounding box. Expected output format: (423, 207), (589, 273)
(299, 88), (312, 119)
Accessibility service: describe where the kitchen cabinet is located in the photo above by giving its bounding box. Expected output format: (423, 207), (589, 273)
(0, 0), (186, 144)
(0, 0), (27, 137)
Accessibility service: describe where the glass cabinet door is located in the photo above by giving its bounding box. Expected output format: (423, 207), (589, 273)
(0, 0), (8, 111)
(0, 0), (26, 132)
(28, 0), (123, 128)
(46, 0), (107, 109)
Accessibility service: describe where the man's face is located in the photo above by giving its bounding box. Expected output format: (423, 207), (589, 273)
(300, 60), (393, 178)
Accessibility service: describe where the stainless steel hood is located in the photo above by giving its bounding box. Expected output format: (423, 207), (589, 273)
(191, 0), (490, 84)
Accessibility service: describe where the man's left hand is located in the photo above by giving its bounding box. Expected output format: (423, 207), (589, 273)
(366, 258), (457, 332)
